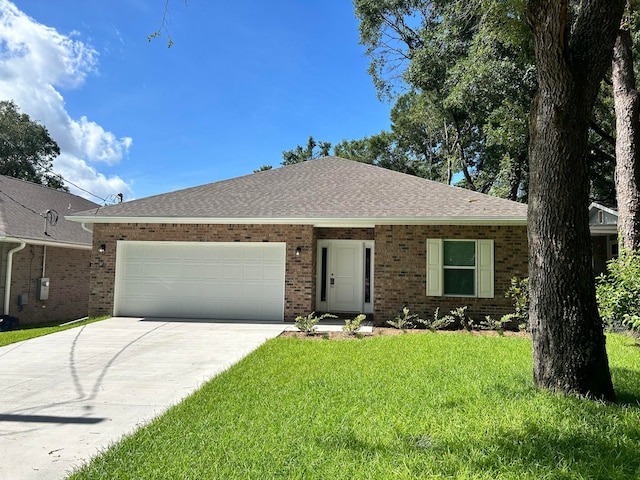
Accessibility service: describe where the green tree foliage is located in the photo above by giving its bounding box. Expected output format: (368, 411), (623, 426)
(281, 136), (331, 166)
(0, 100), (67, 191)
(352, 0), (637, 203)
(354, 0), (535, 200)
(597, 248), (640, 333)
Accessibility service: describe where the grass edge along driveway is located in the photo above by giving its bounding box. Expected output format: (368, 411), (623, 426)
(0, 316), (108, 347)
(68, 332), (640, 480)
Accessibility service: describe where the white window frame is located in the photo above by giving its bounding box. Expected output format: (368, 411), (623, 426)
(426, 239), (494, 298)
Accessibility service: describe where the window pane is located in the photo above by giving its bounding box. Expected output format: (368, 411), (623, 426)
(444, 269), (475, 296)
(320, 247), (328, 302)
(364, 247), (371, 303)
(444, 241), (475, 266)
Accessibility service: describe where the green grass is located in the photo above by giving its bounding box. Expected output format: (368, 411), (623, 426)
(0, 316), (108, 347)
(69, 333), (640, 480)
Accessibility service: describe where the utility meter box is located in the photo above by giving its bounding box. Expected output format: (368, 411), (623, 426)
(37, 277), (50, 301)
(18, 294), (28, 307)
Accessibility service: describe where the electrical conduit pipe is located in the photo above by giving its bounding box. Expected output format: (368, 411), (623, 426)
(4, 240), (26, 315)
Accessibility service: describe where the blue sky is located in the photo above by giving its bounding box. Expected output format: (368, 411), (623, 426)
(0, 1), (392, 202)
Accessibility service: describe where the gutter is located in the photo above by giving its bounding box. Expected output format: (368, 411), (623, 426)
(4, 240), (26, 316)
(0, 237), (91, 251)
(66, 215), (529, 227)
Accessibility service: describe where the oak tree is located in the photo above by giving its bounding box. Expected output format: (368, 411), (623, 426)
(525, 0), (624, 399)
(0, 100), (66, 191)
(613, 2), (640, 251)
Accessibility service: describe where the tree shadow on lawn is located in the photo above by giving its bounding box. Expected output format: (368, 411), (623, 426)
(312, 372), (640, 479)
(454, 418), (640, 479)
(611, 367), (640, 407)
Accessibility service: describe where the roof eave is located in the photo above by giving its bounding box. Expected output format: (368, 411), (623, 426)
(589, 202), (618, 217)
(0, 236), (92, 250)
(67, 215), (528, 227)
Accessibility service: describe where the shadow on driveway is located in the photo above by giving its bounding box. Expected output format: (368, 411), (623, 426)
(0, 317), (285, 479)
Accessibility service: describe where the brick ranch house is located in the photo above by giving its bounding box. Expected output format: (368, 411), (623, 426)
(0, 175), (99, 326)
(67, 157), (528, 325)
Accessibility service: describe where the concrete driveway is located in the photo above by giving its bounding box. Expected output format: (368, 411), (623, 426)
(0, 317), (285, 479)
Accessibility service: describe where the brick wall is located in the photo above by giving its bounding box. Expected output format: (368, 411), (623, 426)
(317, 228), (374, 240)
(88, 222), (528, 324)
(0, 243), (91, 325)
(89, 223), (315, 321)
(373, 224), (528, 325)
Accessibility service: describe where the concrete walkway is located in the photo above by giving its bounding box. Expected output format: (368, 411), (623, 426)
(0, 317), (285, 479)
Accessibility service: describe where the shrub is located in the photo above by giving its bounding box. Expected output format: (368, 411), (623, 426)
(387, 307), (421, 330)
(416, 307), (454, 332)
(449, 306), (473, 331)
(480, 316), (505, 335)
(504, 276), (529, 331)
(596, 248), (640, 333)
(294, 312), (337, 335)
(343, 314), (367, 334)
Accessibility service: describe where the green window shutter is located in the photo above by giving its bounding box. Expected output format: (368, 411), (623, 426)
(426, 239), (443, 296)
(477, 239), (494, 298)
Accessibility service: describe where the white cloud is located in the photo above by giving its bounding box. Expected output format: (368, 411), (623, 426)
(54, 152), (132, 202)
(0, 0), (133, 201)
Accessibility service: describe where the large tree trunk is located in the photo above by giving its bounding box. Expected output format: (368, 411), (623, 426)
(613, 26), (640, 252)
(526, 0), (623, 400)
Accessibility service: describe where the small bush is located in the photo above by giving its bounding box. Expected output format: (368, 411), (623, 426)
(387, 307), (421, 330)
(449, 306), (473, 331)
(597, 248), (640, 333)
(343, 314), (366, 334)
(480, 316), (505, 335)
(417, 307), (454, 332)
(294, 312), (337, 335)
(504, 276), (529, 331)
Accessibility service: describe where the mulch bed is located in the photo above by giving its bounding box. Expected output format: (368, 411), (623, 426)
(279, 327), (531, 340)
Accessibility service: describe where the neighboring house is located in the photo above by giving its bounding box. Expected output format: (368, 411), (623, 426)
(68, 157), (528, 324)
(589, 202), (619, 275)
(0, 175), (99, 326)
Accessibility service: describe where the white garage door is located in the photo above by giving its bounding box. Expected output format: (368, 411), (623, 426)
(114, 241), (286, 321)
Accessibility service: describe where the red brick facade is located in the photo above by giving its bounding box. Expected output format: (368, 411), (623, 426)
(88, 223), (528, 324)
(90, 223), (317, 321)
(373, 224), (528, 324)
(0, 243), (91, 325)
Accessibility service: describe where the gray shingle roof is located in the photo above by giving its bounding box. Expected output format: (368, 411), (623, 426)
(70, 157), (527, 225)
(0, 175), (99, 246)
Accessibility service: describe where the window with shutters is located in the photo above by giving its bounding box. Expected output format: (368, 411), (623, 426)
(426, 239), (494, 298)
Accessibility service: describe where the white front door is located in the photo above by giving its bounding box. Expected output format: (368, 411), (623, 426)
(316, 240), (374, 314)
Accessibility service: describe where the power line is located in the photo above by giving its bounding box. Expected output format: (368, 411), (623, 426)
(39, 165), (107, 203)
(1, 132), (121, 204)
(0, 188), (42, 216)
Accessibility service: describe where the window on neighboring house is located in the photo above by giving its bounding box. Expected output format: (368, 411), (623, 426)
(426, 239), (494, 298)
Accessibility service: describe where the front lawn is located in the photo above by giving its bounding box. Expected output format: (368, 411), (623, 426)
(69, 332), (640, 479)
(0, 316), (108, 347)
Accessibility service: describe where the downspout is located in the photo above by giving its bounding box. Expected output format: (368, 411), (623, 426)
(81, 223), (93, 233)
(4, 240), (26, 316)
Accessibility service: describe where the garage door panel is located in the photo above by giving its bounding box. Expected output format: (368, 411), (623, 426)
(241, 283), (264, 298)
(115, 241), (285, 321)
(263, 264), (285, 280)
(263, 247), (284, 261)
(242, 264), (265, 280)
(223, 265), (242, 279)
(222, 282), (244, 298)
(263, 283), (284, 297)
(223, 246), (243, 261)
(242, 248), (264, 262)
